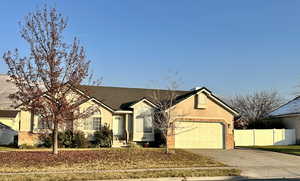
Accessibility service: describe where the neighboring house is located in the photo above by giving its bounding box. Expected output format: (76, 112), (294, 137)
(0, 74), (239, 149)
(269, 96), (300, 144)
(0, 121), (18, 145)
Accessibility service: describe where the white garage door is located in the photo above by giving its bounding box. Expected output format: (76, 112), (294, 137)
(175, 121), (224, 149)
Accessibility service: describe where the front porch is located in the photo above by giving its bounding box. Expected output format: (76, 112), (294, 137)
(111, 112), (155, 147)
(112, 114), (132, 147)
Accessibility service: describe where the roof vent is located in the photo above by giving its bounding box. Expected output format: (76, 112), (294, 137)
(191, 87), (202, 91)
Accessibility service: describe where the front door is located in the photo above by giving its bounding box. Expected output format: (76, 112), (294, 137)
(113, 115), (124, 136)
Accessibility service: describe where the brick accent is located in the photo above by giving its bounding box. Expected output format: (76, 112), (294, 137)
(168, 118), (234, 149)
(18, 131), (41, 146)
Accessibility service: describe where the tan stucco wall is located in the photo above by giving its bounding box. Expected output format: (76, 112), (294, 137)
(17, 99), (114, 145)
(19, 110), (32, 132)
(171, 93), (234, 124)
(75, 100), (113, 138)
(169, 92), (235, 149)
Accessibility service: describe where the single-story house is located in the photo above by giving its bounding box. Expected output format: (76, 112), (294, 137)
(269, 96), (300, 144)
(0, 74), (239, 149)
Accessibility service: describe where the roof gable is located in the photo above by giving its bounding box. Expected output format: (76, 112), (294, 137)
(168, 87), (239, 116)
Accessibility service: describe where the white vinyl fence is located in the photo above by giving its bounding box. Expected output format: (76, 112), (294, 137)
(234, 129), (296, 146)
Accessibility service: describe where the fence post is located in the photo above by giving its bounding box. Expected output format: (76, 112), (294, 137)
(253, 129), (255, 146)
(273, 128), (275, 145)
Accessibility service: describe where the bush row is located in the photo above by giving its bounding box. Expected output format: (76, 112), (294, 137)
(39, 124), (113, 148)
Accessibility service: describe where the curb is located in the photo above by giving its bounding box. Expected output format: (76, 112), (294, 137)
(0, 167), (238, 175)
(87, 176), (245, 181)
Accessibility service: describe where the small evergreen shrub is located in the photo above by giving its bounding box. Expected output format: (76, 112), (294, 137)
(93, 124), (113, 147)
(72, 131), (89, 148)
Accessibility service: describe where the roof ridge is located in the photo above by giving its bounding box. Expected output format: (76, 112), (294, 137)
(80, 84), (189, 92)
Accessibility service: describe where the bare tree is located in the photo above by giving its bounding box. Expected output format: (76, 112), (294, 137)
(229, 91), (283, 129)
(151, 73), (183, 154)
(3, 6), (97, 154)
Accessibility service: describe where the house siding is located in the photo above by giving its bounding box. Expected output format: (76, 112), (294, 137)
(76, 100), (113, 139)
(17, 100), (114, 146)
(132, 101), (155, 142)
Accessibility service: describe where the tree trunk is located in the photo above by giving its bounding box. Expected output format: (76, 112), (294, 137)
(166, 139), (169, 154)
(165, 125), (175, 154)
(52, 121), (58, 154)
(165, 129), (170, 154)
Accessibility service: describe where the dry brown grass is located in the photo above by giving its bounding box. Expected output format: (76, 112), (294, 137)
(0, 169), (241, 181)
(0, 148), (224, 173)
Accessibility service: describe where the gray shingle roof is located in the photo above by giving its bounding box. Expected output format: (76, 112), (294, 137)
(0, 74), (18, 110)
(78, 85), (190, 110)
(269, 97), (300, 116)
(0, 110), (19, 117)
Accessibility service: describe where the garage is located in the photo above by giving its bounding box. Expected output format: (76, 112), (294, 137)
(174, 121), (224, 149)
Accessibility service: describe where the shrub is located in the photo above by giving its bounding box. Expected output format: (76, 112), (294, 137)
(62, 130), (73, 148)
(39, 133), (52, 148)
(72, 131), (89, 148)
(93, 124), (113, 147)
(247, 118), (285, 129)
(149, 128), (165, 147)
(39, 130), (89, 148)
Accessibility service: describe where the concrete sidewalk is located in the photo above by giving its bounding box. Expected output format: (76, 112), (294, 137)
(89, 176), (300, 181)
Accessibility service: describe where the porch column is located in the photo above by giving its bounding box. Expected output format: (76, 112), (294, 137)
(125, 114), (129, 143)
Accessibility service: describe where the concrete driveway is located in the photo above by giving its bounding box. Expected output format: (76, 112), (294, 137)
(187, 148), (300, 179)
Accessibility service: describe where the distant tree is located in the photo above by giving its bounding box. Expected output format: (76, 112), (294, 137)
(229, 91), (283, 129)
(3, 6), (98, 154)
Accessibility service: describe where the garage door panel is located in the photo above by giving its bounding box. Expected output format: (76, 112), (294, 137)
(175, 121), (224, 149)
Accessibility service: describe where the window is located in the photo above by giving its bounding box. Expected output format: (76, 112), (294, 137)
(84, 117), (101, 130)
(136, 113), (153, 133)
(92, 117), (101, 130)
(143, 116), (152, 133)
(37, 117), (52, 129)
(84, 110), (101, 130)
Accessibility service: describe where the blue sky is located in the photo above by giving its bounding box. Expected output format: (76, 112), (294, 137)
(0, 1), (300, 99)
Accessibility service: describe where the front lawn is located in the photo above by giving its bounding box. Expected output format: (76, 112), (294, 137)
(244, 145), (300, 156)
(0, 169), (241, 181)
(0, 148), (225, 173)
